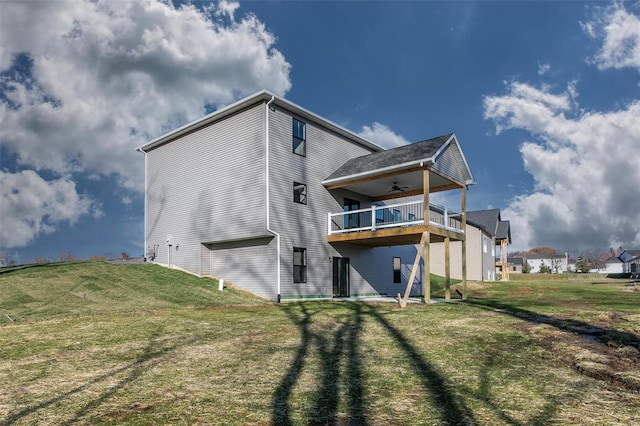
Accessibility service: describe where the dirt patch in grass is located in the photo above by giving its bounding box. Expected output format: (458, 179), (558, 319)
(517, 311), (640, 392)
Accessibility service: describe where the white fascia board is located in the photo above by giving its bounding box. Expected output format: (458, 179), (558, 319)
(432, 133), (476, 186)
(136, 90), (272, 152)
(321, 157), (435, 187)
(136, 90), (383, 153)
(272, 99), (384, 153)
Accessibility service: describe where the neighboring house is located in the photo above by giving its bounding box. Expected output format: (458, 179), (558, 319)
(604, 256), (624, 274)
(527, 253), (568, 273)
(137, 91), (475, 302)
(618, 250), (640, 274)
(504, 257), (523, 274)
(430, 209), (511, 281)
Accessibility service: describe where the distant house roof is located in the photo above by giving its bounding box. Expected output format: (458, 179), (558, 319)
(526, 253), (565, 260)
(606, 256), (622, 264)
(507, 257), (523, 266)
(466, 209), (501, 237)
(464, 210), (511, 243)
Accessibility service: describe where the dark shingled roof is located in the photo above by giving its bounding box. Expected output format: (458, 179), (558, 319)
(325, 133), (453, 181)
(507, 257), (524, 266)
(466, 209), (501, 237)
(496, 220), (511, 243)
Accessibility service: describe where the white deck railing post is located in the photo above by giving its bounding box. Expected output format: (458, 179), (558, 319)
(371, 205), (376, 231)
(444, 206), (448, 228)
(327, 200), (463, 236)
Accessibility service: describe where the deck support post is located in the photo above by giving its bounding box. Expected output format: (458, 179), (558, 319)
(422, 168), (430, 304)
(500, 239), (509, 281)
(445, 236), (451, 301)
(399, 231), (427, 308)
(461, 185), (467, 300)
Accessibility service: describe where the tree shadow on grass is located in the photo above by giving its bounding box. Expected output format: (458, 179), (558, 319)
(364, 306), (477, 426)
(467, 299), (639, 350)
(3, 326), (171, 426)
(458, 351), (572, 426)
(272, 302), (476, 426)
(271, 304), (314, 426)
(272, 303), (369, 426)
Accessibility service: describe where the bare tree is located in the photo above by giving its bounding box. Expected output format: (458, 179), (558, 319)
(57, 252), (78, 262)
(584, 248), (607, 271)
(0, 252), (16, 267)
(550, 257), (563, 273)
(527, 247), (559, 256)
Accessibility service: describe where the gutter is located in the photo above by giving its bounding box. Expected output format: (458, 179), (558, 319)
(136, 90), (383, 154)
(321, 158), (435, 187)
(265, 95), (281, 302)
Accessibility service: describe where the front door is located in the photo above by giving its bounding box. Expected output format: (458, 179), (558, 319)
(332, 257), (350, 297)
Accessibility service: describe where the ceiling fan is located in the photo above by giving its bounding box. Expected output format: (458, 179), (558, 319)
(389, 182), (409, 192)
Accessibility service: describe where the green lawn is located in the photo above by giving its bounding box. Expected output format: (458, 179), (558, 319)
(1, 262), (639, 425)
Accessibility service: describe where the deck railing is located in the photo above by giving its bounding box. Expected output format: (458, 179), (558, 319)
(328, 200), (463, 235)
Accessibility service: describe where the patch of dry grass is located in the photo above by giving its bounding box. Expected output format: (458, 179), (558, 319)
(1, 265), (640, 424)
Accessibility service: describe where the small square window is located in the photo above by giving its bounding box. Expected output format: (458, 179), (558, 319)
(293, 118), (306, 156)
(393, 257), (401, 284)
(293, 182), (307, 205)
(293, 247), (307, 283)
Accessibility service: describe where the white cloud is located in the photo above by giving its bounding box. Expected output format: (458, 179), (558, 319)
(484, 81), (571, 137)
(358, 122), (409, 149)
(0, 170), (100, 248)
(583, 4), (640, 71)
(484, 80), (640, 251)
(0, 0), (290, 247)
(484, 5), (640, 251)
(538, 63), (551, 75)
(0, 0), (291, 188)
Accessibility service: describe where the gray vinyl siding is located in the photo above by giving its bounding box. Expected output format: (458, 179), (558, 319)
(266, 106), (422, 298)
(482, 234), (497, 281)
(145, 103), (267, 276)
(429, 225), (491, 281)
(204, 237), (276, 299)
(432, 142), (472, 184)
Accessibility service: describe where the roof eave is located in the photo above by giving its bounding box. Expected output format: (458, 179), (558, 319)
(136, 90), (384, 153)
(433, 133), (476, 187)
(321, 157), (435, 187)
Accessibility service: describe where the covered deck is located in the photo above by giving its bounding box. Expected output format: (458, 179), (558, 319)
(322, 133), (475, 304)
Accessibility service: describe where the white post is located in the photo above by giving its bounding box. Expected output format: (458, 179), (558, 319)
(219, 278), (224, 291)
(444, 206), (448, 229)
(327, 212), (332, 235)
(371, 205), (376, 230)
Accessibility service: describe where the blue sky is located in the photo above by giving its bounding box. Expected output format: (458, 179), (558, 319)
(1, 0), (639, 262)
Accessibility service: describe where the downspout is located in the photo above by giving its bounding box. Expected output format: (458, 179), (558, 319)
(138, 148), (148, 262)
(265, 96), (281, 302)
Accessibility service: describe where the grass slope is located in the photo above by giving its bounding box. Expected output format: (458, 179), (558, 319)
(0, 261), (268, 323)
(1, 263), (639, 425)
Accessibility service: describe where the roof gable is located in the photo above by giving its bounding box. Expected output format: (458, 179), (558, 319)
(466, 209), (501, 237)
(137, 90), (383, 153)
(496, 220), (511, 243)
(324, 134), (453, 182)
(323, 133), (475, 189)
